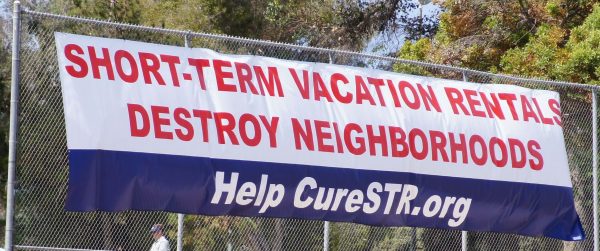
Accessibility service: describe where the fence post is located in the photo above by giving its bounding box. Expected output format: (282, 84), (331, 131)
(410, 228), (417, 251)
(176, 214), (184, 251)
(461, 71), (468, 251)
(322, 53), (335, 251)
(5, 1), (21, 251)
(593, 89), (599, 251)
(176, 32), (192, 251)
(323, 221), (330, 251)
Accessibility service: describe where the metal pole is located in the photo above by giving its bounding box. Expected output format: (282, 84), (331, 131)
(176, 214), (184, 251)
(410, 228), (416, 251)
(593, 89), (599, 251)
(184, 32), (190, 48)
(461, 230), (467, 251)
(323, 221), (329, 251)
(176, 32), (191, 251)
(322, 54), (334, 251)
(227, 228), (232, 251)
(461, 71), (468, 251)
(5, 1), (21, 251)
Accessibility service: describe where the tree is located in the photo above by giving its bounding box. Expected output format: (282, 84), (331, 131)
(500, 3), (600, 85)
(393, 2), (600, 250)
(556, 3), (600, 85)
(400, 0), (597, 71)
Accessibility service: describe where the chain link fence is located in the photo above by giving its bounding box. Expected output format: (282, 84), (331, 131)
(7, 6), (599, 251)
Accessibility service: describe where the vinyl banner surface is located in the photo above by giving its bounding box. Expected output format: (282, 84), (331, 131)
(55, 32), (584, 240)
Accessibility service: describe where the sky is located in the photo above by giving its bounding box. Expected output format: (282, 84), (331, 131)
(364, 1), (441, 56)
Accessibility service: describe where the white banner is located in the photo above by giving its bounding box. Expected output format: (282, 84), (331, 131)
(55, 32), (583, 240)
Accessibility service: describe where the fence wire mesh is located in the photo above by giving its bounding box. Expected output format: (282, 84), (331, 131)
(10, 8), (598, 251)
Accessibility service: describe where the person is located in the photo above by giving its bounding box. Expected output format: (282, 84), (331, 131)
(150, 224), (170, 251)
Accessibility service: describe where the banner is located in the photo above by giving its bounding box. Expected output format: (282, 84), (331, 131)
(55, 32), (584, 240)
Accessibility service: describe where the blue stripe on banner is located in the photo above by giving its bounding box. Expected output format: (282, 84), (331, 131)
(66, 149), (584, 241)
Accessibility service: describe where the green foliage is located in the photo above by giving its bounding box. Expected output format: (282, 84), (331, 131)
(140, 0), (215, 33)
(52, 0), (143, 23)
(399, 0), (598, 72)
(498, 4), (600, 85)
(545, 1), (560, 17)
(399, 38), (432, 60)
(500, 24), (567, 78)
(393, 38), (434, 76)
(558, 4), (600, 85)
